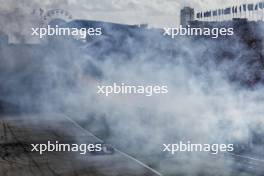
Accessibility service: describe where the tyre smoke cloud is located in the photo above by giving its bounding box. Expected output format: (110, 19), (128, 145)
(1, 23), (264, 175)
(0, 1), (264, 175)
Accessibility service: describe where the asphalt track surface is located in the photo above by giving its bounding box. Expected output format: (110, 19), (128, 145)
(0, 113), (161, 176)
(0, 113), (263, 176)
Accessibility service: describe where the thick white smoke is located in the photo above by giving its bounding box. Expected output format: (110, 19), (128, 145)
(0, 0), (264, 175)
(5, 24), (260, 175)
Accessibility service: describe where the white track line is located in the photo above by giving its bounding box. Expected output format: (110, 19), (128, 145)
(227, 152), (264, 163)
(64, 113), (264, 174)
(62, 114), (163, 176)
